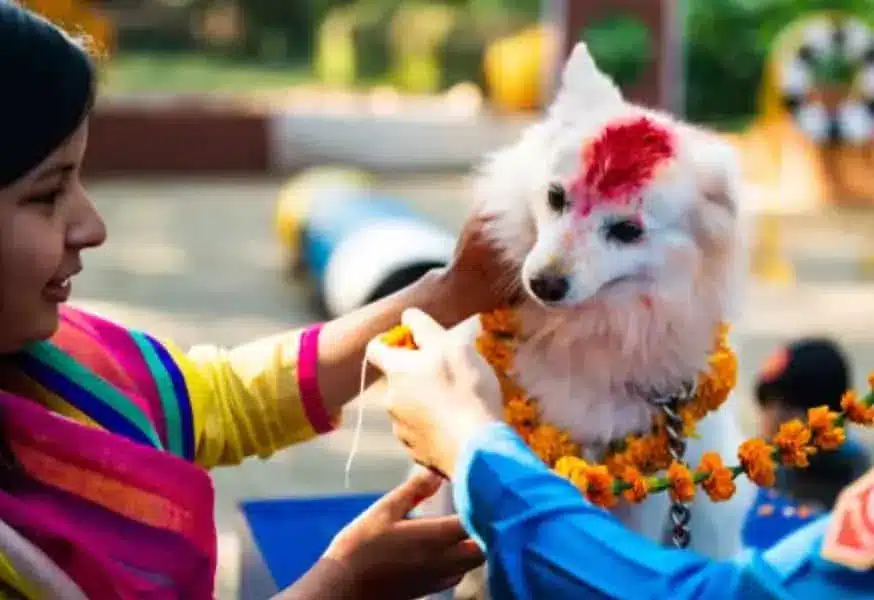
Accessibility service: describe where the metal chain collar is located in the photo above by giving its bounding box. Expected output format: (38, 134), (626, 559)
(647, 382), (695, 549)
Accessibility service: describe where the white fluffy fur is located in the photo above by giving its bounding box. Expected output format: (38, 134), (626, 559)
(418, 43), (755, 599)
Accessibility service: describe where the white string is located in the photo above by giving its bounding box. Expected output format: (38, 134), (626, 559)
(344, 356), (369, 489)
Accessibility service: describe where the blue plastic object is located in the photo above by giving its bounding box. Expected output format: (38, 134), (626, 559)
(299, 189), (456, 317)
(240, 493), (383, 589)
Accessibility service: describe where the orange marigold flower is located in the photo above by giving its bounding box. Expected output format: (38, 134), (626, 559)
(585, 464), (618, 509)
(554, 458), (617, 508)
(868, 372), (874, 390)
(381, 325), (417, 349)
(527, 424), (579, 466)
(773, 420), (817, 468)
(498, 374), (526, 399)
(646, 433), (674, 472)
(605, 452), (630, 477)
(621, 466), (649, 503)
(475, 333), (514, 373)
(695, 452), (736, 502)
(841, 391), (874, 425)
(667, 462), (696, 503)
(807, 406), (846, 451)
(697, 350), (737, 411)
(505, 395), (538, 432)
(480, 308), (519, 336)
(738, 439), (777, 487)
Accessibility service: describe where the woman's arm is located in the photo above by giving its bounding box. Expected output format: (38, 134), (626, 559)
(166, 216), (512, 468)
(315, 269), (464, 416)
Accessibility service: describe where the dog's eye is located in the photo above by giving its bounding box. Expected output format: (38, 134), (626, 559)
(605, 219), (644, 244)
(547, 183), (568, 213)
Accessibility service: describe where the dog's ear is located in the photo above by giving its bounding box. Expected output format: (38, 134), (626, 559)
(549, 42), (623, 122)
(688, 132), (741, 249)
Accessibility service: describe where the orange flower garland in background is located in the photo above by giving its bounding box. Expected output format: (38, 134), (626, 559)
(381, 309), (874, 508)
(22, 0), (114, 57)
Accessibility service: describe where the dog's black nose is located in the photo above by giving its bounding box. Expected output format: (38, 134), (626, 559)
(529, 275), (569, 303)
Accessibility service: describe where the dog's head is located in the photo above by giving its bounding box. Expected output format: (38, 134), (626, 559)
(477, 43), (741, 322)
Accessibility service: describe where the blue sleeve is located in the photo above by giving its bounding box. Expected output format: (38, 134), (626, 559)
(451, 423), (872, 600)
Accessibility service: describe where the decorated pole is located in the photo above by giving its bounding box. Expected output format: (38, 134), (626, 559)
(545, 0), (684, 114)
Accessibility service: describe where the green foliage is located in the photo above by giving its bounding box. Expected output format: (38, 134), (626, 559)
(684, 0), (874, 124)
(581, 14), (653, 89)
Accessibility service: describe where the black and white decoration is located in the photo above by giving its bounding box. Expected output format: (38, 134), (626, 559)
(778, 15), (874, 145)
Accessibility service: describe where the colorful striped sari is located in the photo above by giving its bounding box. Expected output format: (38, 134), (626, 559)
(0, 307), (216, 599)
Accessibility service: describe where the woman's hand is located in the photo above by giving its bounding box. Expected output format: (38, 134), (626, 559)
(325, 469), (484, 599)
(367, 309), (503, 478)
(312, 210), (514, 418)
(430, 212), (518, 325)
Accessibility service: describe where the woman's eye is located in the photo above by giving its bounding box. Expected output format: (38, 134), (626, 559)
(25, 188), (63, 206)
(605, 219), (645, 244)
(547, 182), (568, 213)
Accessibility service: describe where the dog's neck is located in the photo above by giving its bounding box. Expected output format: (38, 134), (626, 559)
(508, 268), (728, 450)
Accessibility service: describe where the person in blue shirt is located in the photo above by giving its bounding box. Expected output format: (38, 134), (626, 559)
(744, 338), (871, 551)
(367, 309), (874, 600)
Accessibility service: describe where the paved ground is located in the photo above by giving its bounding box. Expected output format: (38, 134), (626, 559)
(74, 175), (874, 598)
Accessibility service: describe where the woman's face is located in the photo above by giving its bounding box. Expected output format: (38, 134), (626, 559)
(0, 119), (106, 353)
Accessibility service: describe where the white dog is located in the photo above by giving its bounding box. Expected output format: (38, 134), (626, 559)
(416, 42), (755, 599)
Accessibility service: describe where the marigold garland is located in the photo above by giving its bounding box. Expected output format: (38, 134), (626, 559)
(381, 308), (874, 508)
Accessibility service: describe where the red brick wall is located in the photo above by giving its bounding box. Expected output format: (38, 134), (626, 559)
(84, 103), (271, 177)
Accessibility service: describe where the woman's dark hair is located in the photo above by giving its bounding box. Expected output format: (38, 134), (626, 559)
(0, 1), (97, 187)
(0, 1), (98, 490)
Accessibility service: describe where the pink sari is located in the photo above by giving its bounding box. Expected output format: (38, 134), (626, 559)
(0, 307), (217, 599)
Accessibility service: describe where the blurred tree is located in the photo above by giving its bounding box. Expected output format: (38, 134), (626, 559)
(581, 13), (652, 90)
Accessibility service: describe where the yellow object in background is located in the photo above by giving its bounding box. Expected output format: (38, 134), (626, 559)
(750, 214), (795, 286)
(275, 167), (373, 256)
(485, 25), (556, 113)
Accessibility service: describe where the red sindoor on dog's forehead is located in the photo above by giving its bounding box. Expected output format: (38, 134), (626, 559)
(571, 117), (676, 217)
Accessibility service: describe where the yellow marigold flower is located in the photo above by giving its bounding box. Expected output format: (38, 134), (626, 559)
(527, 424), (579, 466)
(807, 406), (846, 451)
(667, 462), (696, 503)
(868, 372), (874, 390)
(695, 452), (736, 502)
(475, 333), (514, 373)
(680, 407), (701, 437)
(773, 420), (817, 468)
(555, 456), (589, 491)
(480, 308), (520, 336)
(841, 391), (874, 425)
(738, 439), (777, 487)
(584, 464), (618, 509)
(621, 466), (649, 503)
(381, 325), (417, 349)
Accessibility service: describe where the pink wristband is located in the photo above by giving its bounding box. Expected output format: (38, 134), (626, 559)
(297, 324), (336, 434)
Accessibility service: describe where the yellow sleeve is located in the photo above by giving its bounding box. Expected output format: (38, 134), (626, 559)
(159, 328), (339, 470)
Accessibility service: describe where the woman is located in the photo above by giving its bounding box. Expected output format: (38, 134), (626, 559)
(0, 3), (501, 597)
(369, 309), (874, 599)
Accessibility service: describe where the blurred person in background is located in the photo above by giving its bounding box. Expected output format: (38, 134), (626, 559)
(0, 2), (508, 597)
(742, 337), (872, 550)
